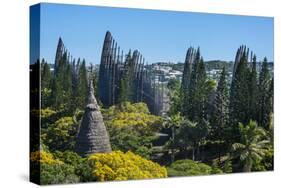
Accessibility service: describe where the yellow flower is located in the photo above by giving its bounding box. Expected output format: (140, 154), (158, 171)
(30, 150), (62, 165)
(88, 151), (167, 181)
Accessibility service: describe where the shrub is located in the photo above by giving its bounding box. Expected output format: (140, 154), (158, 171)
(30, 150), (79, 185)
(30, 150), (62, 165)
(88, 151), (167, 181)
(103, 102), (162, 159)
(167, 159), (218, 177)
(40, 163), (79, 185)
(104, 102), (162, 134)
(45, 116), (79, 151)
(53, 150), (96, 182)
(41, 108), (56, 119)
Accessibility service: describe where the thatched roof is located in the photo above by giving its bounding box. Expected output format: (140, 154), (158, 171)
(75, 81), (112, 157)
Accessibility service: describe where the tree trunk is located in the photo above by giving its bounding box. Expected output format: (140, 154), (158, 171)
(192, 142), (196, 161)
(243, 160), (252, 172)
(171, 126), (175, 163)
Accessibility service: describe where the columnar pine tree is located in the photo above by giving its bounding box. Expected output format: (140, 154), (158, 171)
(118, 51), (134, 103)
(257, 58), (272, 129)
(51, 52), (68, 109)
(63, 63), (73, 111)
(183, 48), (208, 122)
(268, 78), (274, 113)
(248, 55), (258, 121)
(210, 67), (229, 162)
(118, 73), (129, 103)
(181, 48), (212, 160)
(183, 48), (200, 119)
(41, 59), (51, 90)
(77, 59), (88, 109)
(70, 59), (79, 111)
(229, 51), (251, 140)
(41, 59), (52, 108)
(181, 47), (194, 93)
(195, 57), (207, 120)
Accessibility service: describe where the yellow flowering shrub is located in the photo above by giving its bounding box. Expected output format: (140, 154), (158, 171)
(102, 102), (163, 158)
(31, 108), (56, 118)
(41, 108), (56, 118)
(110, 112), (161, 128)
(88, 151), (167, 181)
(30, 150), (63, 165)
(104, 102), (162, 133)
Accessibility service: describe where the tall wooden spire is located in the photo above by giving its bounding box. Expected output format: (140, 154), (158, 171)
(75, 80), (112, 157)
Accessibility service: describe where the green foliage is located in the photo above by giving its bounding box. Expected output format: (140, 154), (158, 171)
(41, 59), (52, 108)
(182, 51), (215, 122)
(118, 51), (135, 103)
(163, 113), (185, 162)
(229, 53), (251, 138)
(167, 78), (181, 91)
(103, 102), (162, 159)
(211, 161), (224, 174)
(53, 151), (82, 166)
(222, 159), (233, 173)
(41, 59), (51, 90)
(168, 88), (182, 116)
(51, 52), (69, 109)
(257, 58), (273, 129)
(252, 145), (273, 171)
(167, 79), (182, 115)
(45, 117), (79, 151)
(209, 67), (229, 161)
(210, 67), (229, 139)
(44, 54), (89, 113)
(167, 159), (219, 177)
(77, 59), (88, 109)
(36, 43), (274, 184)
(41, 108), (56, 119)
(175, 118), (209, 161)
(40, 163), (79, 185)
(31, 150), (94, 184)
(231, 120), (270, 172)
(248, 55), (258, 120)
(107, 125), (155, 159)
(53, 150), (96, 182)
(41, 88), (52, 108)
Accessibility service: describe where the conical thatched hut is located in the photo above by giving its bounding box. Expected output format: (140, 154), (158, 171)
(75, 80), (112, 157)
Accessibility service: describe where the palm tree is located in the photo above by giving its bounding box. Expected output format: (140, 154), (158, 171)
(231, 120), (269, 172)
(163, 112), (184, 163)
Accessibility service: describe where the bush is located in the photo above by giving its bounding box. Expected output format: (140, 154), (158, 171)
(108, 125), (156, 159)
(30, 150), (62, 165)
(88, 151), (167, 181)
(31, 150), (94, 184)
(53, 150), (96, 182)
(167, 159), (219, 177)
(53, 151), (82, 166)
(41, 108), (56, 119)
(31, 150), (79, 185)
(45, 117), (79, 151)
(40, 163), (79, 185)
(103, 102), (162, 159)
(104, 102), (162, 134)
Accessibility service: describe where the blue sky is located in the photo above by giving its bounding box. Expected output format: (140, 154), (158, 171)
(38, 3), (274, 65)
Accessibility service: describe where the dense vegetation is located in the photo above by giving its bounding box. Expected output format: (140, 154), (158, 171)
(33, 45), (273, 184)
(167, 47), (273, 173)
(34, 54), (168, 184)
